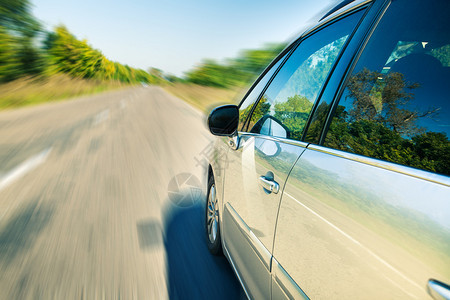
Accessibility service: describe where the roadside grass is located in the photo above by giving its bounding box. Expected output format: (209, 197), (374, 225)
(162, 83), (246, 114)
(0, 77), (248, 113)
(0, 75), (127, 109)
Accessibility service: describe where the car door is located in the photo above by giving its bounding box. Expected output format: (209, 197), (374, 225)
(221, 8), (366, 299)
(273, 0), (450, 298)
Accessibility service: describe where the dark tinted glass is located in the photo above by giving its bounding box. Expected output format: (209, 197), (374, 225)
(324, 0), (450, 175)
(248, 10), (364, 141)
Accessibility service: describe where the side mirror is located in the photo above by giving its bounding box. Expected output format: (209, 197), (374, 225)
(207, 105), (239, 136)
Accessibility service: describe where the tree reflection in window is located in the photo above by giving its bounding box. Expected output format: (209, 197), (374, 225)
(248, 35), (350, 140)
(241, 96), (271, 131)
(273, 95), (313, 141)
(245, 9), (367, 141)
(325, 68), (450, 175)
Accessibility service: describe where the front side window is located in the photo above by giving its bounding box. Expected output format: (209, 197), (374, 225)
(324, 0), (450, 176)
(247, 10), (364, 141)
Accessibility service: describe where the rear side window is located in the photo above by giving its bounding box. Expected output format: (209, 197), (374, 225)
(324, 0), (450, 176)
(246, 10), (365, 141)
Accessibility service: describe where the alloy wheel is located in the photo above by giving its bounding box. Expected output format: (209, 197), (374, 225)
(207, 184), (219, 244)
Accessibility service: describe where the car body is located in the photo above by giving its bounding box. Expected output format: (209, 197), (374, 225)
(205, 0), (450, 299)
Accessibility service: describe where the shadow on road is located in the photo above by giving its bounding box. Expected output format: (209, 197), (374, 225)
(162, 197), (243, 299)
(0, 201), (53, 266)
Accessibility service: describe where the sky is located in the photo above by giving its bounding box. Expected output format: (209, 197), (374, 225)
(32, 0), (336, 77)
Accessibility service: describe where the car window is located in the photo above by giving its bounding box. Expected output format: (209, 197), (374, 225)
(247, 10), (364, 141)
(238, 53), (287, 132)
(324, 0), (450, 176)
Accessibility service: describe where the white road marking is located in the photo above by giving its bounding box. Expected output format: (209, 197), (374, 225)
(93, 109), (109, 125)
(284, 192), (423, 294)
(0, 147), (52, 191)
(382, 274), (419, 299)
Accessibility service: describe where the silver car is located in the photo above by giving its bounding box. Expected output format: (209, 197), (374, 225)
(205, 0), (450, 299)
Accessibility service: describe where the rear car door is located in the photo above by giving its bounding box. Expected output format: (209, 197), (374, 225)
(221, 8), (366, 299)
(273, 0), (450, 298)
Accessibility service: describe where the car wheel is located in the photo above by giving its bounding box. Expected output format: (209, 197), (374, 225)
(205, 174), (223, 255)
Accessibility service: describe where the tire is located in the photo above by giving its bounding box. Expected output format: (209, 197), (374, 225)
(205, 174), (223, 255)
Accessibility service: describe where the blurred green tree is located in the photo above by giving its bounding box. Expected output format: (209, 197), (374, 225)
(46, 25), (155, 84)
(185, 43), (286, 88)
(0, 0), (43, 81)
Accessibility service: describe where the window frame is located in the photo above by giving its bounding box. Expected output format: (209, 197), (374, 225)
(244, 4), (372, 141)
(316, 0), (390, 145)
(300, 1), (380, 144)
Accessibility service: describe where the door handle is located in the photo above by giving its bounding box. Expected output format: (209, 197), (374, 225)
(427, 279), (450, 300)
(259, 175), (280, 194)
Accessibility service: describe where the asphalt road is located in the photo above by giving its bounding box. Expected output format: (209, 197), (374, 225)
(0, 86), (243, 299)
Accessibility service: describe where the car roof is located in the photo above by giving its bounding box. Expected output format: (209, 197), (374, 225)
(320, 0), (357, 21)
(301, 0), (373, 39)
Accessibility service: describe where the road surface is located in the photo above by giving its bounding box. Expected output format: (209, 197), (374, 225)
(0, 86), (243, 299)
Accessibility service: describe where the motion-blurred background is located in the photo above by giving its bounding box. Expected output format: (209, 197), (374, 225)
(0, 0), (336, 111)
(0, 0), (335, 298)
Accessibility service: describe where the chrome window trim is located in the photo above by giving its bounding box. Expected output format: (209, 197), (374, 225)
(224, 202), (272, 270)
(238, 132), (309, 149)
(301, 0), (373, 39)
(272, 258), (309, 299)
(307, 144), (450, 187)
